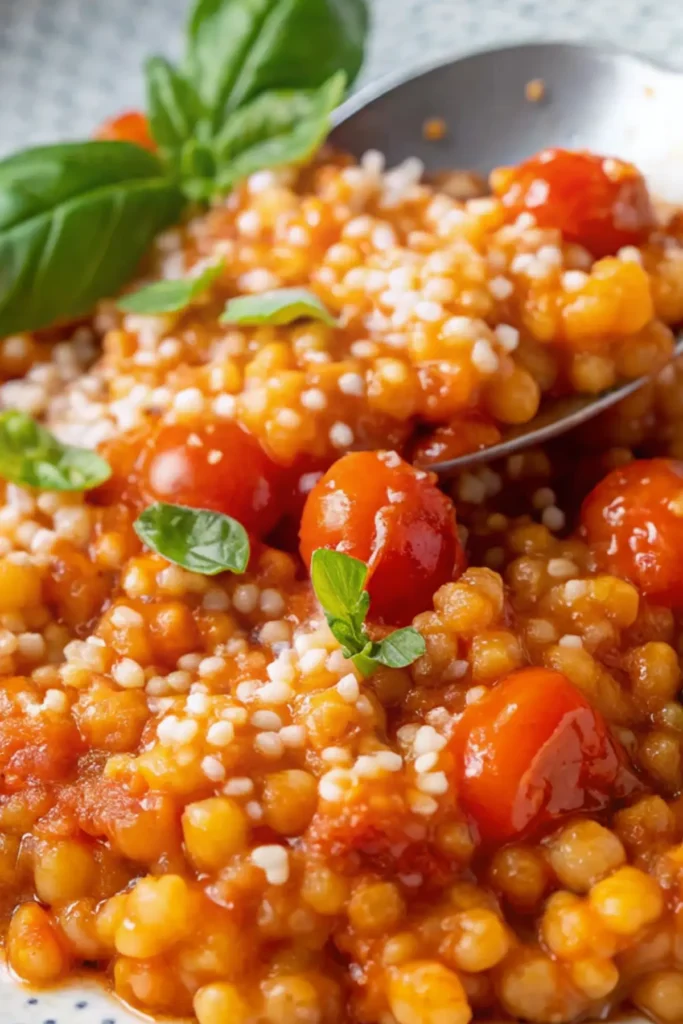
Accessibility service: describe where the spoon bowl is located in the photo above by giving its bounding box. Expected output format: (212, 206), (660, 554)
(414, 336), (683, 476)
(332, 42), (683, 474)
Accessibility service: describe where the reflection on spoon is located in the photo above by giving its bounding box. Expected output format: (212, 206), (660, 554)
(425, 335), (683, 478)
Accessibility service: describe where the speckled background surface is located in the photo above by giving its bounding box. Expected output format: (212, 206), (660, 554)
(2, 0), (683, 154)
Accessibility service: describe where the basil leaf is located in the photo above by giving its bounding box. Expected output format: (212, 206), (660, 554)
(310, 549), (367, 621)
(0, 140), (168, 230)
(0, 411), (111, 492)
(212, 73), (345, 194)
(309, 547), (426, 676)
(134, 502), (250, 575)
(177, 138), (219, 202)
(352, 643), (380, 679)
(374, 628), (427, 669)
(222, 286), (336, 327)
(186, 0), (368, 128)
(0, 141), (183, 336)
(327, 616), (363, 655)
(145, 56), (203, 161)
(118, 261), (224, 314)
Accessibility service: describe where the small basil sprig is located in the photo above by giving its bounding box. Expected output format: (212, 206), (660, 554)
(310, 549), (426, 677)
(221, 286), (336, 327)
(118, 260), (225, 314)
(0, 411), (111, 491)
(134, 502), (250, 575)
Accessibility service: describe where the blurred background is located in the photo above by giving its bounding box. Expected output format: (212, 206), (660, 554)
(1, 0), (682, 154)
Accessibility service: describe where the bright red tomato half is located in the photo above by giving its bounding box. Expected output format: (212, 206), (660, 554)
(451, 668), (627, 843)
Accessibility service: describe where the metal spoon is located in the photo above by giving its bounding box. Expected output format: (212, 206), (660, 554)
(332, 42), (683, 474)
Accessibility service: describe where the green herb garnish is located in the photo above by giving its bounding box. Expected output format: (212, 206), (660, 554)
(0, 0), (369, 336)
(0, 411), (112, 492)
(134, 502), (250, 575)
(118, 261), (225, 314)
(0, 143), (183, 336)
(185, 0), (367, 126)
(221, 286), (336, 326)
(146, 0), (366, 199)
(206, 72), (346, 200)
(310, 549), (426, 677)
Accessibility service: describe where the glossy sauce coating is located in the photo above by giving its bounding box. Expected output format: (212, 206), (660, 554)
(581, 458), (683, 605)
(410, 415), (503, 468)
(5, 141), (683, 1024)
(451, 668), (626, 842)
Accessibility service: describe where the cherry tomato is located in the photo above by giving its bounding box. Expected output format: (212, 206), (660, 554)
(581, 458), (683, 605)
(95, 111), (157, 152)
(299, 451), (463, 626)
(139, 421), (287, 538)
(491, 148), (654, 257)
(451, 668), (624, 843)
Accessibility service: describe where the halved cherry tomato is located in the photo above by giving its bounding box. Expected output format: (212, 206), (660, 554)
(95, 111), (156, 153)
(581, 458), (683, 605)
(299, 451), (464, 626)
(450, 668), (625, 843)
(138, 421), (288, 539)
(491, 148), (655, 257)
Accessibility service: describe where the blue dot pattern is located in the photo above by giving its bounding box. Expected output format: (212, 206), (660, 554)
(0, 989), (134, 1023)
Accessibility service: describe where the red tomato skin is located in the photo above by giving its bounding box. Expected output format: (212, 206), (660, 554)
(451, 668), (624, 843)
(137, 421), (287, 539)
(299, 451), (464, 626)
(581, 458), (683, 606)
(95, 111), (157, 152)
(491, 148), (654, 258)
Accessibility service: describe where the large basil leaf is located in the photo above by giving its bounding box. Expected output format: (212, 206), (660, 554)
(0, 141), (183, 336)
(186, 0), (367, 128)
(212, 72), (345, 194)
(0, 141), (169, 231)
(145, 56), (204, 162)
